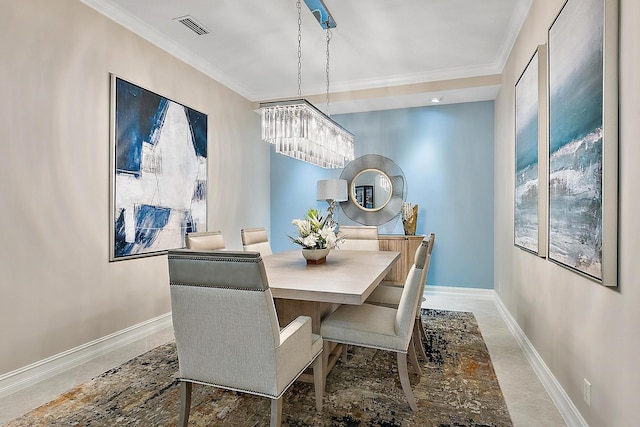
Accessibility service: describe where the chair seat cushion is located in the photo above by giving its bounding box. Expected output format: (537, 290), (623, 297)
(321, 303), (411, 352)
(366, 285), (403, 306)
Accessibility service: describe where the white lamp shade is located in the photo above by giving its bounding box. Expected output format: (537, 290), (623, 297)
(317, 179), (348, 202)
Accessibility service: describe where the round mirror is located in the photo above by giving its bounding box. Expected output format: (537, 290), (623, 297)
(339, 154), (407, 226)
(351, 168), (393, 211)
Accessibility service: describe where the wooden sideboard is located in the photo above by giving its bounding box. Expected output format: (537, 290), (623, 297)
(378, 234), (425, 285)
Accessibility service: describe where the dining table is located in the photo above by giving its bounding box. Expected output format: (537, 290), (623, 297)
(262, 248), (401, 382)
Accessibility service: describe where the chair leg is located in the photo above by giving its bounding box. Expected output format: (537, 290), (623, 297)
(312, 354), (324, 412)
(413, 320), (428, 361)
(178, 381), (192, 427)
(408, 337), (422, 377)
(397, 352), (418, 411)
(322, 340), (331, 394)
(270, 396), (283, 427)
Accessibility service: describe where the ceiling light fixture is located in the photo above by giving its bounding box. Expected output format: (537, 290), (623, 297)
(260, 0), (354, 169)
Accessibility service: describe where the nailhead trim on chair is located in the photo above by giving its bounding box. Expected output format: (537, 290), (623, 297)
(179, 347), (323, 400)
(169, 282), (268, 291)
(167, 253), (262, 264)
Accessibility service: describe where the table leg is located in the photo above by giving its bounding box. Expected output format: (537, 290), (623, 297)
(274, 299), (339, 334)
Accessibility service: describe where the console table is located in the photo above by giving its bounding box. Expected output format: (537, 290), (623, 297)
(378, 234), (425, 285)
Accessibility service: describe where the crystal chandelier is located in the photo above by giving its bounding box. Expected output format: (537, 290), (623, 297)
(260, 0), (354, 169)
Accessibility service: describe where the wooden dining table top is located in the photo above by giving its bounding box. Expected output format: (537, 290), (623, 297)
(262, 249), (400, 305)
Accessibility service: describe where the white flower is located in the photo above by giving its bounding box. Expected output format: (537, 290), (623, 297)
(292, 219), (311, 236)
(301, 235), (316, 247)
(323, 231), (338, 249)
(288, 208), (345, 250)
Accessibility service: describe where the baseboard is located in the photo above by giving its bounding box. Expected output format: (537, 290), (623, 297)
(493, 296), (587, 427)
(0, 312), (173, 399)
(424, 285), (495, 300)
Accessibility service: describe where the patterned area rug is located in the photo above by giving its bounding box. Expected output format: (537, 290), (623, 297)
(5, 309), (512, 426)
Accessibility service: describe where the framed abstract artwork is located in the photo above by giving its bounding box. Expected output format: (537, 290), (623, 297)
(109, 75), (208, 261)
(515, 45), (548, 256)
(547, 0), (618, 286)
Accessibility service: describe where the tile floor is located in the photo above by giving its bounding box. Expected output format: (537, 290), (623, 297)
(424, 290), (567, 427)
(0, 291), (567, 426)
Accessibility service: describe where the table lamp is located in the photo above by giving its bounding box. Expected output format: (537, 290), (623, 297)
(317, 179), (348, 224)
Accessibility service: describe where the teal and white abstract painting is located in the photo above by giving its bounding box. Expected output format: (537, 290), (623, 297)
(548, 0), (604, 279)
(515, 50), (540, 254)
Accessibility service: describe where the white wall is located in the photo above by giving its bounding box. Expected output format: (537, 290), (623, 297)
(495, 0), (639, 424)
(0, 0), (270, 375)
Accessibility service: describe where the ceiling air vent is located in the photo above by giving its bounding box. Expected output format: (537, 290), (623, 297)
(174, 15), (210, 36)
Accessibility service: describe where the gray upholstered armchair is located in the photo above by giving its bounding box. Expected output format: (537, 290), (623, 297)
(168, 250), (323, 426)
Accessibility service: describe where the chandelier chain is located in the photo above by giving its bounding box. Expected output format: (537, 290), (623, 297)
(297, 0), (302, 97)
(325, 26), (332, 116)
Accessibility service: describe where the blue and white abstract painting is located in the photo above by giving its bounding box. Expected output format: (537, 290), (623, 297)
(112, 76), (207, 260)
(515, 51), (539, 253)
(548, 0), (603, 279)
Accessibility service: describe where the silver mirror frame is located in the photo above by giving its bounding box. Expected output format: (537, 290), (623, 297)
(339, 154), (407, 225)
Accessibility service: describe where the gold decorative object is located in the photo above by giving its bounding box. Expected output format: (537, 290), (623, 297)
(402, 203), (418, 236)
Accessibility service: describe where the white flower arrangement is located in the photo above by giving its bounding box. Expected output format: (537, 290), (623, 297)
(289, 208), (344, 250)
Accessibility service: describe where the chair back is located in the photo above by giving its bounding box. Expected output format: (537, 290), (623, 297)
(185, 230), (225, 250)
(409, 233), (436, 322)
(422, 233), (436, 285)
(394, 241), (429, 337)
(241, 227), (272, 256)
(168, 250), (282, 395)
(338, 225), (379, 251)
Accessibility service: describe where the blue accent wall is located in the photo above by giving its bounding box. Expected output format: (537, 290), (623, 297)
(270, 101), (494, 289)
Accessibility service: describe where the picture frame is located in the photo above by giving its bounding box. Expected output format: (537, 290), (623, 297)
(355, 185), (374, 209)
(514, 44), (548, 257)
(364, 185), (374, 209)
(355, 186), (364, 207)
(547, 0), (618, 286)
(110, 74), (208, 261)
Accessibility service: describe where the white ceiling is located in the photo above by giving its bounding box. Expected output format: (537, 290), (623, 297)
(82, 0), (532, 114)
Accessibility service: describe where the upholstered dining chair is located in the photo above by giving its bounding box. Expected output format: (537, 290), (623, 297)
(334, 225), (380, 358)
(320, 242), (428, 411)
(168, 250), (323, 427)
(241, 227), (273, 256)
(365, 233), (436, 361)
(184, 230), (225, 250)
(337, 225), (380, 251)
